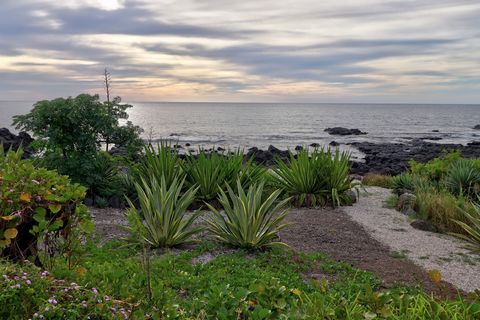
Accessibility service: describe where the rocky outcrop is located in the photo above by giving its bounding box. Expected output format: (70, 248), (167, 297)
(0, 128), (34, 158)
(473, 125), (480, 130)
(324, 127), (367, 136)
(349, 140), (480, 176)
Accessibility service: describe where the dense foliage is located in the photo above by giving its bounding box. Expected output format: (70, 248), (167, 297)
(0, 259), (133, 319)
(0, 147), (90, 262)
(12, 94), (143, 203)
(389, 152), (480, 250)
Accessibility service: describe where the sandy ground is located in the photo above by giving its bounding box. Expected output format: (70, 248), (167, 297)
(343, 187), (480, 293)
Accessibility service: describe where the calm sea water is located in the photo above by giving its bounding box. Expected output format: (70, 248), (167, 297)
(1, 101), (479, 159)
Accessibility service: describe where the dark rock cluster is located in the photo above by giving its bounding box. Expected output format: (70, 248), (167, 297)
(350, 139), (480, 176)
(324, 127), (367, 135)
(0, 128), (34, 158)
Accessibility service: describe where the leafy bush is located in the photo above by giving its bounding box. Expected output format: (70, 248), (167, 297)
(391, 173), (415, 195)
(445, 159), (480, 200)
(452, 203), (480, 253)
(0, 259), (133, 319)
(207, 180), (290, 250)
(362, 173), (392, 188)
(409, 150), (461, 181)
(272, 148), (353, 207)
(124, 176), (202, 248)
(0, 147), (90, 262)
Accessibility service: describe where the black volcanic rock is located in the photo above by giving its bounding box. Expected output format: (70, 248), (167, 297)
(329, 141), (340, 146)
(324, 127), (367, 136)
(473, 124), (480, 130)
(0, 128), (34, 158)
(349, 140), (480, 175)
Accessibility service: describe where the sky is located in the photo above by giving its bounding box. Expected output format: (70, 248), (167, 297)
(0, 0), (479, 103)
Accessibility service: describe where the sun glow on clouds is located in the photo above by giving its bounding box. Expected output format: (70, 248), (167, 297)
(0, 0), (479, 102)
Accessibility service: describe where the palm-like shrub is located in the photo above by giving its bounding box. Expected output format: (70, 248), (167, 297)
(452, 203), (480, 253)
(445, 160), (480, 200)
(391, 173), (415, 195)
(124, 176), (201, 248)
(206, 181), (290, 250)
(271, 148), (353, 207)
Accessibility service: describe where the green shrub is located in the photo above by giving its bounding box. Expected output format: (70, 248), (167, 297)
(391, 173), (415, 194)
(452, 203), (480, 253)
(207, 180), (290, 250)
(124, 176), (202, 248)
(0, 259), (132, 319)
(272, 148), (353, 207)
(0, 147), (90, 262)
(362, 173), (392, 188)
(409, 150), (461, 181)
(445, 159), (480, 200)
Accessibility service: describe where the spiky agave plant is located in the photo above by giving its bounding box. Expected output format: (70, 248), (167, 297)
(445, 159), (480, 200)
(272, 148), (353, 207)
(182, 150), (245, 202)
(124, 175), (202, 248)
(271, 148), (323, 206)
(452, 203), (480, 253)
(391, 173), (415, 195)
(135, 142), (183, 189)
(317, 148), (353, 207)
(206, 180), (290, 250)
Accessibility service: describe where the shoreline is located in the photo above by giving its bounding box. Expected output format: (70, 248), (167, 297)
(2, 126), (480, 176)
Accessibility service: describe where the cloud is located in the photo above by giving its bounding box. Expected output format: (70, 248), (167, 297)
(0, 0), (479, 102)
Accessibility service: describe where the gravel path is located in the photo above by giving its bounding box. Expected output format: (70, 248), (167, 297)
(343, 187), (480, 293)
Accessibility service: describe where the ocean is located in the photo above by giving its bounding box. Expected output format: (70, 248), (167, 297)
(1, 101), (479, 159)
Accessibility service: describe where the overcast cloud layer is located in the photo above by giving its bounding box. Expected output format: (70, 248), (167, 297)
(0, 0), (479, 102)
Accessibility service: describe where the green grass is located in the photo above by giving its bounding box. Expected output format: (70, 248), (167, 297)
(362, 173), (393, 188)
(13, 240), (471, 319)
(384, 193), (399, 209)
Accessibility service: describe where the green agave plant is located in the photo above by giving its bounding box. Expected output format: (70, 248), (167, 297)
(391, 173), (415, 195)
(271, 148), (353, 207)
(206, 180), (290, 250)
(135, 142), (183, 189)
(317, 148), (353, 207)
(452, 203), (480, 253)
(182, 149), (266, 202)
(124, 175), (202, 248)
(445, 159), (480, 200)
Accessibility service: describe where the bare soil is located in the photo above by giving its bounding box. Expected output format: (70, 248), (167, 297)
(280, 207), (464, 299)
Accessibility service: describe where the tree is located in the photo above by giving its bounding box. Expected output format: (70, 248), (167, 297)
(13, 94), (142, 157)
(12, 93), (144, 200)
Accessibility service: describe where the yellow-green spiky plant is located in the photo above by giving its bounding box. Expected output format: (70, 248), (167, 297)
(206, 180), (290, 250)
